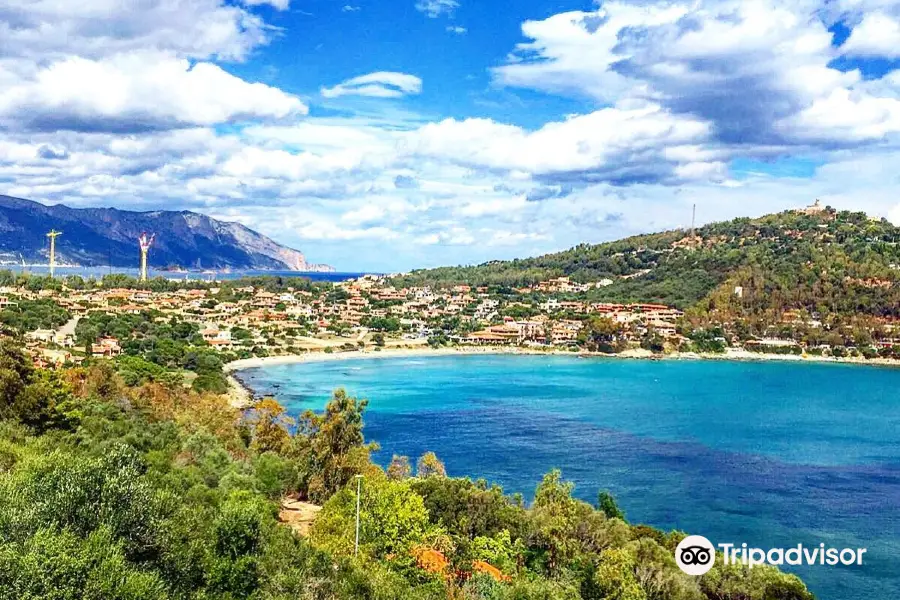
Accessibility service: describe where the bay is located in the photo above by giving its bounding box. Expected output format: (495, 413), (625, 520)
(238, 355), (900, 599)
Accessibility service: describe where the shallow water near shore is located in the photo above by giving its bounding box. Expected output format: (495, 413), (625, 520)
(238, 355), (900, 600)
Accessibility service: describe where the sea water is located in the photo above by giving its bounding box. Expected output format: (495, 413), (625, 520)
(237, 355), (900, 599)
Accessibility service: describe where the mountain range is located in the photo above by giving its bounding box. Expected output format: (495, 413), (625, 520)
(0, 195), (332, 272)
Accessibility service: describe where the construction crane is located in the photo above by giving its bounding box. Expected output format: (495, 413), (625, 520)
(46, 230), (62, 278)
(138, 232), (155, 283)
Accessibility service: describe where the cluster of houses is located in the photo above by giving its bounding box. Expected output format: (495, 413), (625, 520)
(1, 273), (690, 367)
(463, 302), (683, 346)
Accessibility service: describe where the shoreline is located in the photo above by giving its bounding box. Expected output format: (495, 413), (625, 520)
(226, 374), (254, 408)
(224, 345), (900, 405)
(224, 345), (566, 374)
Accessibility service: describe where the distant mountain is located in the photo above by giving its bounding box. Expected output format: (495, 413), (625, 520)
(0, 195), (333, 272)
(393, 204), (900, 318)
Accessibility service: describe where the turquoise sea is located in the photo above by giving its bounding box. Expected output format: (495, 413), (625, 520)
(237, 355), (900, 599)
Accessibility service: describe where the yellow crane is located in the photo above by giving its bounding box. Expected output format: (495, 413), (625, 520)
(46, 230), (62, 278)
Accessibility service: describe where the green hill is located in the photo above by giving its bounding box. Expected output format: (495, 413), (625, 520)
(394, 206), (900, 319)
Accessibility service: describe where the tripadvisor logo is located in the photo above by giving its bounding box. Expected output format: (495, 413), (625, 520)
(675, 535), (868, 576)
(676, 535), (715, 575)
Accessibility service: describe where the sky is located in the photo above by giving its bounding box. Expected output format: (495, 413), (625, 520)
(6, 1), (900, 271)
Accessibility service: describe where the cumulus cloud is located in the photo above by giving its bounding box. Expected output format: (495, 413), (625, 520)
(0, 0), (305, 134)
(415, 0), (459, 18)
(0, 53), (307, 133)
(0, 0), (271, 61)
(841, 12), (900, 57)
(447, 25), (467, 34)
(321, 72), (423, 98)
(409, 105), (712, 183)
(493, 0), (900, 149)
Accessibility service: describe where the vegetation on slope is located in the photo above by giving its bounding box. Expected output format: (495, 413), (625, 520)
(0, 339), (815, 599)
(393, 208), (900, 316)
(0, 298), (70, 333)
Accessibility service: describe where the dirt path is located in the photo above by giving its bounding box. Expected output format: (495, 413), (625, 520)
(279, 498), (322, 536)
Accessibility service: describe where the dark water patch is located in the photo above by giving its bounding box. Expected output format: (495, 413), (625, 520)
(363, 406), (900, 599)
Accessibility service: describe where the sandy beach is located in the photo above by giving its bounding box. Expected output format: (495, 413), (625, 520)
(225, 343), (900, 380)
(223, 345), (576, 374)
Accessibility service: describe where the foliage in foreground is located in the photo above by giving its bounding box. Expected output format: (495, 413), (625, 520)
(0, 340), (815, 599)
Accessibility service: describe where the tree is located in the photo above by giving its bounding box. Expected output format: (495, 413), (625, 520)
(0, 341), (78, 431)
(598, 490), (625, 521)
(295, 388), (378, 502)
(312, 476), (432, 559)
(579, 317), (624, 353)
(249, 398), (294, 454)
(416, 451), (446, 479)
(700, 560), (814, 600)
(387, 454), (411, 480)
(589, 547), (646, 600)
(232, 327), (253, 341)
(207, 494), (270, 598)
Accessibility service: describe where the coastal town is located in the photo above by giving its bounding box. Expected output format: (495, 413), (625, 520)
(5, 262), (900, 376)
(0, 273), (691, 370)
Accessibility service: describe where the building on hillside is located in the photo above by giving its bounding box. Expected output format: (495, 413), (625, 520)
(91, 337), (122, 357)
(798, 199), (827, 216)
(464, 324), (521, 345)
(550, 321), (582, 345)
(25, 329), (56, 343)
(40, 348), (73, 366)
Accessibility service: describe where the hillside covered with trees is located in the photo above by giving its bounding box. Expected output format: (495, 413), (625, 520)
(393, 207), (900, 320)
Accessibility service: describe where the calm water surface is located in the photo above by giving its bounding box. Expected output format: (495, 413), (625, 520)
(238, 355), (900, 600)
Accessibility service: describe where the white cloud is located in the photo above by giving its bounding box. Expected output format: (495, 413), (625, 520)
(242, 0), (291, 10)
(0, 0), (271, 61)
(409, 105), (710, 181)
(780, 88), (900, 142)
(492, 0), (900, 149)
(494, 4), (688, 102)
(8, 0), (900, 271)
(841, 12), (900, 57)
(447, 25), (467, 34)
(415, 0), (459, 18)
(342, 5), (361, 11)
(342, 204), (388, 224)
(242, 123), (394, 152)
(455, 196), (527, 218)
(321, 72), (423, 98)
(219, 145), (375, 180)
(0, 53), (307, 133)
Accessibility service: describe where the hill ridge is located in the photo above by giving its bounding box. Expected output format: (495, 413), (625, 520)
(0, 195), (333, 272)
(393, 206), (900, 320)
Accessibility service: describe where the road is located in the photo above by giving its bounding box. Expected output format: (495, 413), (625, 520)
(56, 315), (80, 339)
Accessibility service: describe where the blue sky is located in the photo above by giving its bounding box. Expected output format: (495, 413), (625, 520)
(5, 0), (900, 271)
